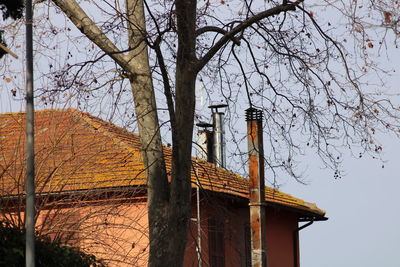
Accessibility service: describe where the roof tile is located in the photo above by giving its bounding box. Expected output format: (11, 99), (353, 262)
(0, 109), (325, 217)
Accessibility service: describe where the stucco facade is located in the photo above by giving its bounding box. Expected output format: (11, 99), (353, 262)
(26, 193), (303, 267)
(0, 109), (327, 267)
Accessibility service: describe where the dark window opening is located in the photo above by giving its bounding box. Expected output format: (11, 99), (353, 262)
(244, 224), (251, 267)
(208, 218), (225, 267)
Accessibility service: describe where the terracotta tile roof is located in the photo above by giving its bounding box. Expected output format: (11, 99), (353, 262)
(0, 109), (325, 218)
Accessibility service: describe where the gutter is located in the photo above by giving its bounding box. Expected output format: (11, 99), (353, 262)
(293, 220), (314, 267)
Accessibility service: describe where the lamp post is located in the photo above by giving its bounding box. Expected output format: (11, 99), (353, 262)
(25, 0), (36, 266)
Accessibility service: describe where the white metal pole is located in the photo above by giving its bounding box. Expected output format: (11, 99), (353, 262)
(196, 185), (202, 267)
(25, 0), (36, 266)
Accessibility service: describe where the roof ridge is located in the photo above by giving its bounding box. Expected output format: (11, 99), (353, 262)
(0, 108), (79, 117)
(70, 110), (143, 160)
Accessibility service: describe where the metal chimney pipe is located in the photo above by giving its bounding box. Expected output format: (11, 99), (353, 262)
(246, 107), (267, 267)
(212, 111), (224, 167)
(209, 104), (228, 168)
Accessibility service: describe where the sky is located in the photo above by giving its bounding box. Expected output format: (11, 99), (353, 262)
(282, 48), (400, 267)
(284, 137), (400, 267)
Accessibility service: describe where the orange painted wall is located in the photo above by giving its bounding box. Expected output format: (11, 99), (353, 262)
(3, 194), (300, 267)
(184, 196), (249, 267)
(183, 195), (300, 267)
(34, 201), (150, 267)
(265, 207), (299, 267)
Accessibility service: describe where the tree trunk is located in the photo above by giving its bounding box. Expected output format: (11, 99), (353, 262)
(124, 1), (172, 266)
(52, 0), (200, 266)
(164, 0), (198, 265)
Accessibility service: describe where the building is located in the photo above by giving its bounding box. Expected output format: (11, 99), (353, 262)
(0, 109), (327, 267)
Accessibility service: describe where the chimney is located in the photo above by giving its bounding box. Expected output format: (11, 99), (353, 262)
(246, 107), (267, 267)
(196, 122), (213, 163)
(209, 104), (227, 168)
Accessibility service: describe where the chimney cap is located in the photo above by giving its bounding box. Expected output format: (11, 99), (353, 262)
(245, 107), (263, 121)
(196, 122), (213, 128)
(208, 103), (228, 112)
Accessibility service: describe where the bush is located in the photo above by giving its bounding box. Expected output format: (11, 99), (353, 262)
(0, 221), (106, 267)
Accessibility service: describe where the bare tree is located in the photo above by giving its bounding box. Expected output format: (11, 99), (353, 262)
(1, 0), (399, 266)
(0, 111), (153, 266)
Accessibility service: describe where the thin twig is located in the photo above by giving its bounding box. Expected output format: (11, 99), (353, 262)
(0, 43), (18, 59)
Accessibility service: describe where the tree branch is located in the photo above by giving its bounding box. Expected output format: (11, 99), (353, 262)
(0, 43), (18, 59)
(154, 38), (177, 131)
(51, 0), (131, 72)
(144, 0), (177, 131)
(195, 0), (304, 72)
(195, 26), (241, 45)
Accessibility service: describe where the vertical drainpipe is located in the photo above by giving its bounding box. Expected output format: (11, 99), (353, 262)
(192, 160), (203, 267)
(196, 185), (202, 267)
(246, 107), (267, 267)
(293, 220), (314, 267)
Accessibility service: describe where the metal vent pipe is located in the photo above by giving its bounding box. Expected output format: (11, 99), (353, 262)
(246, 107), (267, 267)
(209, 104), (227, 168)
